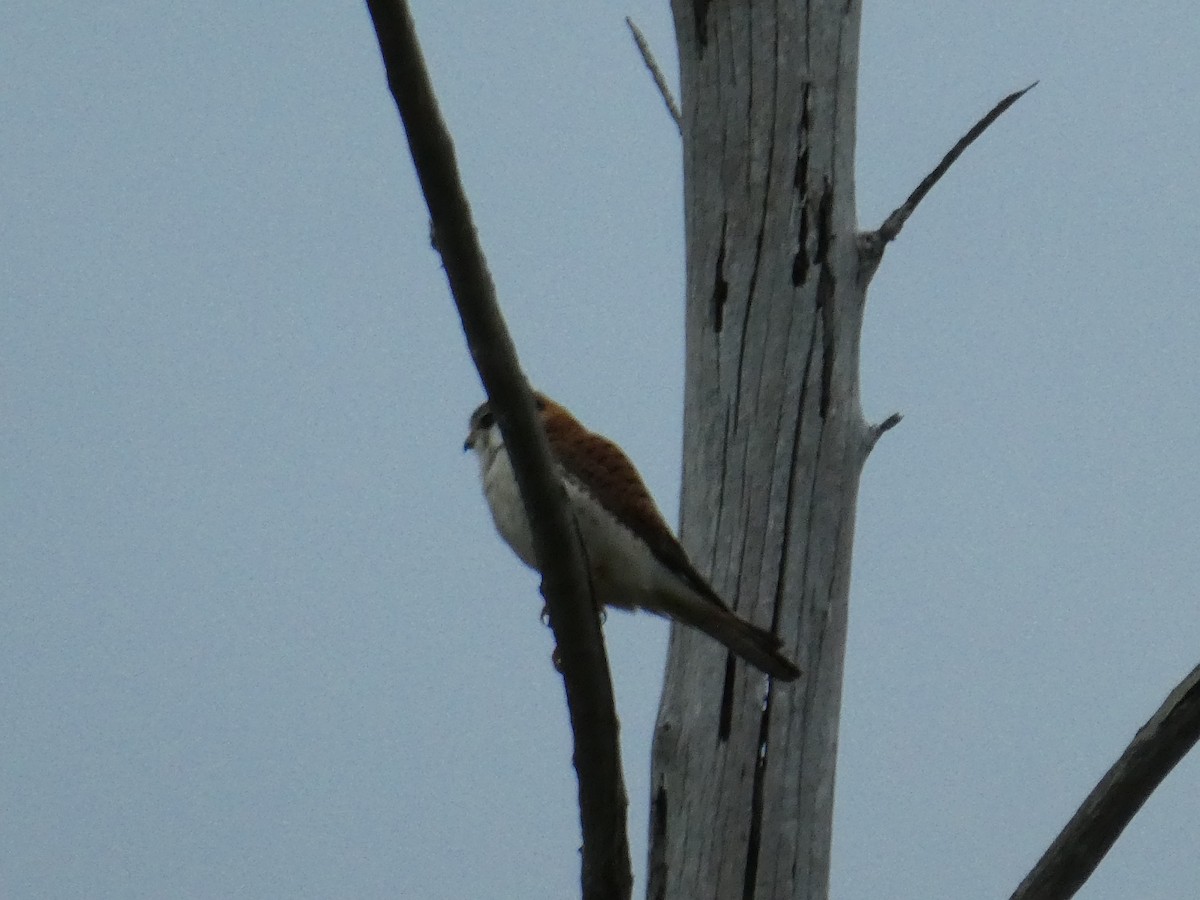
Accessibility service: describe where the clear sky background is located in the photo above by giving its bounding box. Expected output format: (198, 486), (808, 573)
(4, 2), (1198, 898)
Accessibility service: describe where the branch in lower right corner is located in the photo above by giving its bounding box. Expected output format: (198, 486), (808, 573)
(872, 82), (1037, 249)
(1009, 660), (1200, 900)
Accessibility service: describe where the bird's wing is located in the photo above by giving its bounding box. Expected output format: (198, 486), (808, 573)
(540, 403), (729, 610)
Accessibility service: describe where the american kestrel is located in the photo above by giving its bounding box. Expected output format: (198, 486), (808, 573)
(464, 393), (801, 681)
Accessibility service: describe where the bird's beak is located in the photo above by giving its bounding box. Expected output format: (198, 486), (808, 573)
(463, 432), (475, 452)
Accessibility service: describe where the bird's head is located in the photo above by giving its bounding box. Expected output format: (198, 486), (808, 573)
(464, 392), (562, 455)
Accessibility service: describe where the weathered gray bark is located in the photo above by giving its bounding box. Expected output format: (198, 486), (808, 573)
(648, 3), (869, 898)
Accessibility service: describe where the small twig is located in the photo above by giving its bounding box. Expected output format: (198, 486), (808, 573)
(872, 82), (1037, 248)
(1010, 660), (1200, 900)
(625, 17), (682, 133)
(865, 412), (903, 453)
(364, 4), (632, 899)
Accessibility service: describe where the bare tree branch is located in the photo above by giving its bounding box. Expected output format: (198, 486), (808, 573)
(625, 17), (682, 133)
(1010, 661), (1200, 900)
(865, 412), (903, 454)
(862, 82), (1036, 267)
(363, 3), (632, 898)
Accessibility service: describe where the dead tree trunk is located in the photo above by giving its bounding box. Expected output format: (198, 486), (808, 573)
(648, 3), (869, 898)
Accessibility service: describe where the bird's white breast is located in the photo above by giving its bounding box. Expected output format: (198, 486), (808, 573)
(474, 437), (670, 610)
(477, 438), (538, 569)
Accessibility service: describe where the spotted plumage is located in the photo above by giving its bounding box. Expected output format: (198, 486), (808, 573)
(464, 393), (800, 681)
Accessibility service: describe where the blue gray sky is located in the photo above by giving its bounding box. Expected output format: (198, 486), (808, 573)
(4, 2), (1199, 898)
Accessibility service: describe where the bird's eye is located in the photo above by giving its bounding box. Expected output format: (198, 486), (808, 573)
(478, 410), (494, 429)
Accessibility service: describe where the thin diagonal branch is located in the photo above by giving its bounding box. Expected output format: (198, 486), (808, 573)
(871, 82), (1037, 249)
(363, 3), (632, 898)
(626, 17), (682, 133)
(1010, 660), (1200, 900)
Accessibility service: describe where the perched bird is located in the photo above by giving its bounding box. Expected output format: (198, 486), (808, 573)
(464, 393), (801, 681)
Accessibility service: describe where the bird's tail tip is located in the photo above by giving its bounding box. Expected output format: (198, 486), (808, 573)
(710, 610), (802, 681)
